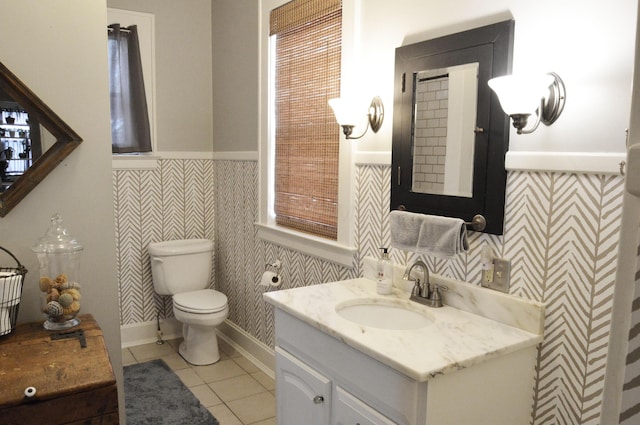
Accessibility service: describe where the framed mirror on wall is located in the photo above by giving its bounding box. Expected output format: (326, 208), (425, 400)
(391, 20), (514, 235)
(0, 61), (82, 217)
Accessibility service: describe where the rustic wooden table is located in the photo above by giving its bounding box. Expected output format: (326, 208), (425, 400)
(0, 314), (118, 425)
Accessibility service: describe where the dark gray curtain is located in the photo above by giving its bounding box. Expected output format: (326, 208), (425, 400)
(108, 24), (152, 153)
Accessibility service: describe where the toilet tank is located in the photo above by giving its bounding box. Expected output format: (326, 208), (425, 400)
(148, 239), (214, 295)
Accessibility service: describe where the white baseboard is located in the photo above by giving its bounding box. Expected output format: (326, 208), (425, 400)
(217, 320), (275, 379)
(120, 318), (182, 348)
(120, 318), (275, 378)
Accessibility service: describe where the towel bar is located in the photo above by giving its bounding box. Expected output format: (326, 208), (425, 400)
(395, 205), (486, 232)
(465, 215), (486, 231)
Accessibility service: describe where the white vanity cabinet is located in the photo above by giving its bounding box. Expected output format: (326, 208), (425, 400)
(273, 307), (539, 425)
(276, 345), (397, 425)
(265, 277), (544, 425)
(275, 347), (331, 425)
(275, 309), (424, 425)
(334, 387), (397, 425)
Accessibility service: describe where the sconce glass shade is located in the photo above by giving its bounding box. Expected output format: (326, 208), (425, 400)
(329, 96), (384, 139)
(488, 74), (555, 115)
(328, 98), (365, 127)
(488, 73), (565, 134)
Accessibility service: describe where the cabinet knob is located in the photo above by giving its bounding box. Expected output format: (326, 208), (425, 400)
(24, 386), (36, 398)
(313, 395), (324, 404)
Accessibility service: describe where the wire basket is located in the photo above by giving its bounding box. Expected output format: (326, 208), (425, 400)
(0, 246), (27, 337)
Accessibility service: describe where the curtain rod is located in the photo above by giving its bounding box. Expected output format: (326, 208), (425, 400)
(107, 26), (132, 33)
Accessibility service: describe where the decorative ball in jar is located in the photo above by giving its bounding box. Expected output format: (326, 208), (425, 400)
(32, 213), (83, 330)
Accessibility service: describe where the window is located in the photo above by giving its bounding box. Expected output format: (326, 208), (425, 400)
(107, 8), (155, 157)
(259, 0), (356, 266)
(108, 24), (152, 154)
(271, 0), (342, 239)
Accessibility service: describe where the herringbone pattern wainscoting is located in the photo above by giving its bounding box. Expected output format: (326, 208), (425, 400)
(213, 160), (266, 343)
(514, 173), (622, 425)
(113, 159), (214, 325)
(213, 160), (356, 348)
(115, 159), (625, 424)
(355, 165), (392, 268)
(619, 228), (640, 424)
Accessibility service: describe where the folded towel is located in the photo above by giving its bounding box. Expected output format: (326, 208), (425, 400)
(390, 210), (469, 258)
(0, 308), (11, 336)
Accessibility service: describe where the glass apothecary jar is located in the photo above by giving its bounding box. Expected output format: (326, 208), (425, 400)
(32, 213), (83, 330)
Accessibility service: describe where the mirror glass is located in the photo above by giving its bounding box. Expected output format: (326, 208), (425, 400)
(0, 61), (82, 216)
(391, 20), (514, 234)
(411, 63), (478, 197)
(1, 104), (56, 191)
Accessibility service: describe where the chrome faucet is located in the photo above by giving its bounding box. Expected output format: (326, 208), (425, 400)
(403, 260), (429, 298)
(402, 260), (446, 308)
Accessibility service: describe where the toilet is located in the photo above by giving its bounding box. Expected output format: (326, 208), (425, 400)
(148, 239), (229, 365)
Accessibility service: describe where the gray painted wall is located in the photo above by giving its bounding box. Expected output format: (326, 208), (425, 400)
(212, 0), (260, 152)
(0, 0), (123, 421)
(107, 0), (214, 153)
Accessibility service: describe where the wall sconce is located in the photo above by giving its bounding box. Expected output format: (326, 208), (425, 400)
(328, 96), (384, 139)
(488, 73), (566, 134)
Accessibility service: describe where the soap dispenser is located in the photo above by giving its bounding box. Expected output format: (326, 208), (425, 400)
(376, 247), (393, 295)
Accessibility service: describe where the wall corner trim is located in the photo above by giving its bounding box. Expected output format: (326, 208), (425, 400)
(505, 151), (626, 175)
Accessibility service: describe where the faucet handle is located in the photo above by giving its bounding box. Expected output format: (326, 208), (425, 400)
(410, 278), (421, 297)
(433, 283), (448, 297)
(428, 284), (448, 308)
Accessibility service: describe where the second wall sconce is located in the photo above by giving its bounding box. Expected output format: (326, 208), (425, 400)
(488, 72), (566, 135)
(329, 96), (384, 139)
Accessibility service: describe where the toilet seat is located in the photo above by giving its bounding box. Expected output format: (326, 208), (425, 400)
(173, 289), (228, 314)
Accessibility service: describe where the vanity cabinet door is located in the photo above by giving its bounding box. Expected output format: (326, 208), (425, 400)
(276, 347), (331, 425)
(334, 386), (396, 425)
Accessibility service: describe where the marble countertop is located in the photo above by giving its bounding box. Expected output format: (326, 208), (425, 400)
(263, 276), (544, 382)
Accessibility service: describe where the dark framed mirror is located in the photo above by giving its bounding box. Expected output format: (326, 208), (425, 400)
(391, 20), (514, 234)
(0, 61), (82, 217)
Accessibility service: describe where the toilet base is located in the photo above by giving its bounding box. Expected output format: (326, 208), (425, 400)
(179, 323), (221, 365)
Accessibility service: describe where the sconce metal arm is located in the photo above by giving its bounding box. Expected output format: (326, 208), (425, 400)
(511, 72), (566, 135)
(342, 123), (367, 140)
(341, 96), (384, 140)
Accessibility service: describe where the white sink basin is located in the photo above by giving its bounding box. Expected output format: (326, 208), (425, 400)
(336, 299), (433, 330)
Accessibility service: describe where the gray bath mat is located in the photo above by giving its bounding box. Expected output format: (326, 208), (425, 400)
(124, 359), (219, 425)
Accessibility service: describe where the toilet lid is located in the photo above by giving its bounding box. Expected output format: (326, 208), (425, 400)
(173, 289), (228, 314)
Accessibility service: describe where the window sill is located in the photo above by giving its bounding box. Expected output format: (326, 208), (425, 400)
(256, 223), (357, 268)
(112, 154), (160, 170)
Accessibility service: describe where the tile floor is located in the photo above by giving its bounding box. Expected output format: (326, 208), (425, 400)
(122, 338), (276, 425)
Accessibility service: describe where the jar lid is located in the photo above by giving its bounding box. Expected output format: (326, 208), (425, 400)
(32, 213), (83, 254)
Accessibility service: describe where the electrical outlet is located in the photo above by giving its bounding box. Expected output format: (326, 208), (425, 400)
(490, 258), (511, 293)
(482, 265), (494, 284)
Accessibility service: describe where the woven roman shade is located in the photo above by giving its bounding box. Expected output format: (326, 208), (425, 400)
(270, 0), (342, 239)
(270, 0), (341, 35)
